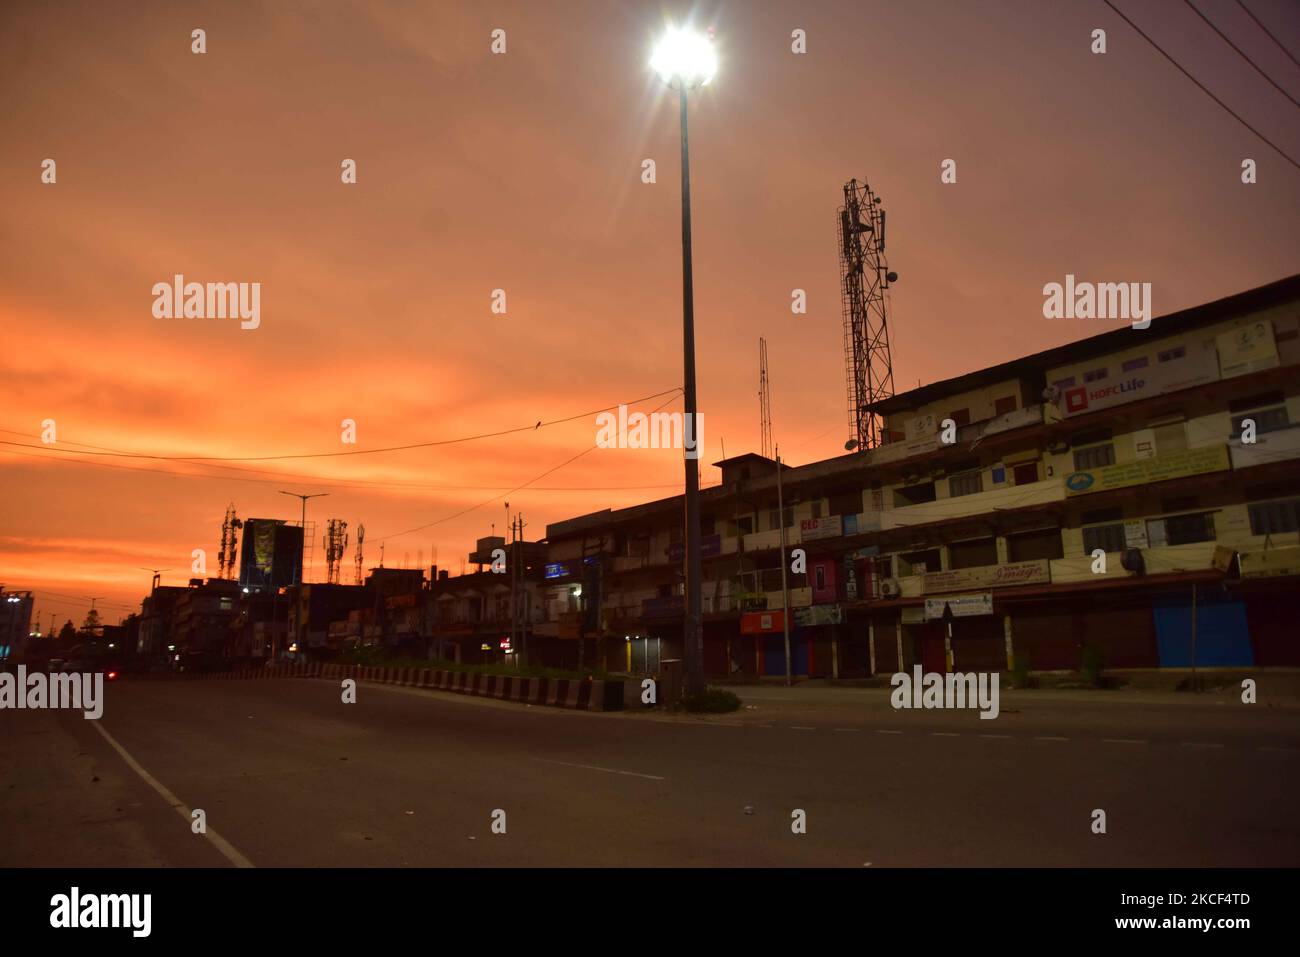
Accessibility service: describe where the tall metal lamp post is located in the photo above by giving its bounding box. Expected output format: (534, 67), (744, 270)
(651, 25), (718, 697)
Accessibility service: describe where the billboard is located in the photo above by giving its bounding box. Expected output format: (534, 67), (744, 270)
(238, 519), (304, 590)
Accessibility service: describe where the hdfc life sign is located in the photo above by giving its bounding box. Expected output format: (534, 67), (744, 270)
(1063, 376), (1146, 415)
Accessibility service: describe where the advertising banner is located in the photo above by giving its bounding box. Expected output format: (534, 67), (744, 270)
(923, 559), (1050, 594)
(1064, 445), (1230, 496)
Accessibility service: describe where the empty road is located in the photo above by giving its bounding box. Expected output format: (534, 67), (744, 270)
(3, 677), (1297, 867)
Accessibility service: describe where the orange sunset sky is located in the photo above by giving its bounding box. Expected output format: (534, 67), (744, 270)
(3, 0), (1299, 626)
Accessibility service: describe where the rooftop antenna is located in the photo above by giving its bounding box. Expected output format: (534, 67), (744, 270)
(324, 519), (349, 584)
(759, 337), (773, 459)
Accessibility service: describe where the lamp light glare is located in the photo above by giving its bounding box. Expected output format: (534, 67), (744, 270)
(651, 26), (718, 87)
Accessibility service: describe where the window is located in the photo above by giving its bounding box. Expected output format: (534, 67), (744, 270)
(948, 408), (971, 427)
(669, 526), (682, 545)
(767, 504), (792, 531)
(1083, 367), (1108, 383)
(900, 548), (941, 575)
(1162, 511), (1215, 546)
(994, 395), (1018, 416)
(1153, 421), (1187, 454)
(700, 514), (716, 536)
(948, 537), (997, 570)
(809, 501), (823, 520)
(1232, 406), (1290, 438)
(736, 515), (754, 536)
(814, 565), (827, 590)
(1053, 377), (1077, 390)
(949, 470), (984, 498)
(1157, 346), (1186, 363)
(1248, 498), (1300, 535)
(1007, 528), (1064, 562)
(1071, 427), (1112, 447)
(1122, 356), (1150, 372)
(1082, 523), (1126, 555)
(894, 482), (937, 507)
(830, 489), (862, 516)
(1073, 443), (1115, 470)
(1012, 462), (1039, 485)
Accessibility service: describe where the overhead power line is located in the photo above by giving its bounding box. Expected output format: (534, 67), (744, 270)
(1102, 0), (1300, 172)
(1236, 0), (1300, 70)
(372, 393), (682, 544)
(0, 387), (682, 464)
(1185, 0), (1300, 109)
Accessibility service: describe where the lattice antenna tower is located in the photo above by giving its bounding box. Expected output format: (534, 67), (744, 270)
(324, 519), (349, 585)
(838, 178), (898, 450)
(354, 524), (365, 586)
(218, 503), (243, 579)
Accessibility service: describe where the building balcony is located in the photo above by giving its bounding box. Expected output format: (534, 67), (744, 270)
(1229, 424), (1300, 470)
(882, 477), (1063, 531)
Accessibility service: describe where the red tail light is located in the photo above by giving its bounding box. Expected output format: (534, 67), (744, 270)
(107, 671), (119, 680)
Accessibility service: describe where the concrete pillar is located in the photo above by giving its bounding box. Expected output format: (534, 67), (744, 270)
(895, 617), (904, 671)
(1003, 613), (1014, 671)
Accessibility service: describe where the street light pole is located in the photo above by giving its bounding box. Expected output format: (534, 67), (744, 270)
(652, 25), (717, 698)
(278, 490), (328, 585)
(776, 447), (792, 686)
(678, 81), (705, 698)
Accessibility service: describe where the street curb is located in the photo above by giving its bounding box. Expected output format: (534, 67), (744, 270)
(119, 662), (625, 712)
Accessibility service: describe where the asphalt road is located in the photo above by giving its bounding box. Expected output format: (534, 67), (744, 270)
(2, 678), (1297, 867)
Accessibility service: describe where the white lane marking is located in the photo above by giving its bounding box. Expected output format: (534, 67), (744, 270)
(978, 733), (1010, 739)
(833, 728), (861, 733)
(874, 729), (903, 735)
(1035, 736), (1069, 741)
(790, 726), (816, 731)
(930, 732), (960, 737)
(90, 722), (254, 868)
(1179, 742), (1224, 749)
(533, 758), (665, 781)
(1103, 738), (1147, 745)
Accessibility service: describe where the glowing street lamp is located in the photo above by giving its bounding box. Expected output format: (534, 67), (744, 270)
(650, 25), (717, 698)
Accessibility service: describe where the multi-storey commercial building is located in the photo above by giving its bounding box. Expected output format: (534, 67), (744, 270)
(545, 275), (1300, 677)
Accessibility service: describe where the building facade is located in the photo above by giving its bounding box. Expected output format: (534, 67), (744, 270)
(544, 275), (1300, 677)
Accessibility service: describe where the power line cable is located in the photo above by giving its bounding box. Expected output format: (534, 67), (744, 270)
(1236, 0), (1300, 70)
(0, 387), (682, 463)
(372, 393), (682, 544)
(1185, 0), (1300, 108)
(1102, 0), (1300, 171)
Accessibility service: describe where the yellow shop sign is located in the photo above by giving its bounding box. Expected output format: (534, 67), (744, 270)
(1064, 445), (1230, 496)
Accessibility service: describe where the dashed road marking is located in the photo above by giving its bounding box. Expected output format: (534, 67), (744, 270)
(833, 728), (861, 733)
(790, 726), (817, 731)
(1034, 736), (1070, 741)
(978, 733), (1010, 738)
(533, 758), (665, 781)
(931, 732), (960, 737)
(1103, 738), (1148, 745)
(875, 729), (903, 735)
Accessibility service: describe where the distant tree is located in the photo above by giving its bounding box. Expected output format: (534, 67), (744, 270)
(81, 607), (101, 634)
(57, 620), (77, 649)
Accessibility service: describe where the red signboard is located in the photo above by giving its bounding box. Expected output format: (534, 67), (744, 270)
(740, 610), (785, 634)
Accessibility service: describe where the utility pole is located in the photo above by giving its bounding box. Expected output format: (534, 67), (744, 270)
(776, 447), (792, 686)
